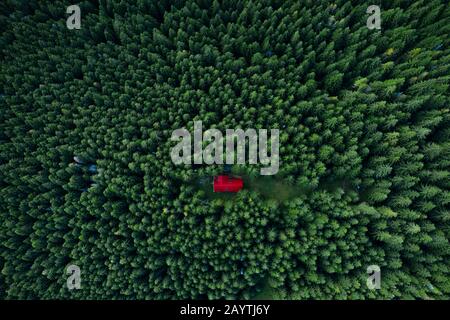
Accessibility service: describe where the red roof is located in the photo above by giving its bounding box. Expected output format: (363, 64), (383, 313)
(213, 175), (243, 192)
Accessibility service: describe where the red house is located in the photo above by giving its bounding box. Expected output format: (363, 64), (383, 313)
(213, 175), (243, 192)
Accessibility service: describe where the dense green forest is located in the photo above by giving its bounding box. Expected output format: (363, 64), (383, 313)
(0, 0), (449, 299)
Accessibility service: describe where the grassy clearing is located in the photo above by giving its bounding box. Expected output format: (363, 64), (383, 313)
(243, 176), (312, 202)
(252, 277), (279, 300)
(195, 173), (355, 204)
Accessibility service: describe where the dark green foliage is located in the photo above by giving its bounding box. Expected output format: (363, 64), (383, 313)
(0, 0), (449, 299)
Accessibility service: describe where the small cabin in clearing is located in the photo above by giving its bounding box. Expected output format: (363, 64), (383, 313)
(213, 175), (243, 193)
